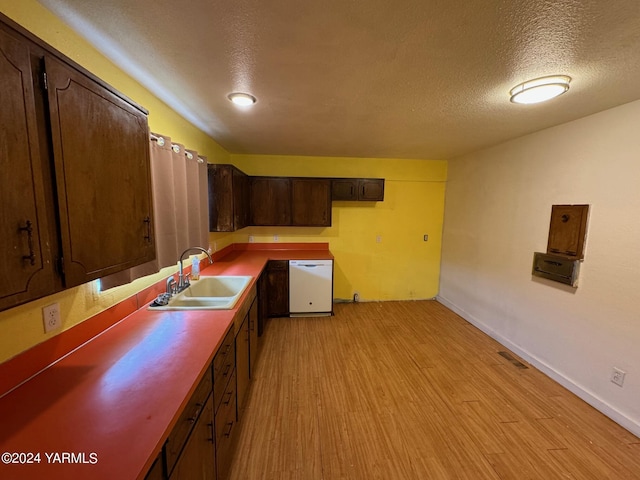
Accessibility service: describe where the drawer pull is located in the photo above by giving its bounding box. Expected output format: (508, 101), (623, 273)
(223, 421), (233, 437)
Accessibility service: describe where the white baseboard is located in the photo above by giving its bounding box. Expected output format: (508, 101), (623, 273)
(436, 294), (640, 438)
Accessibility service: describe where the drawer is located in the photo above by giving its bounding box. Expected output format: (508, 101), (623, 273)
(213, 331), (235, 412)
(213, 328), (234, 378)
(165, 369), (213, 475)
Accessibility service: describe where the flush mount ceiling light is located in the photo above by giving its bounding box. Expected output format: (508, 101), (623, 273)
(509, 75), (571, 104)
(227, 92), (257, 106)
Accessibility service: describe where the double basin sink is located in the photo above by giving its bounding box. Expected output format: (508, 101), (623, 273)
(149, 276), (252, 310)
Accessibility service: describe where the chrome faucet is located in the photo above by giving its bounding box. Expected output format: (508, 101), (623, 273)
(177, 246), (213, 291)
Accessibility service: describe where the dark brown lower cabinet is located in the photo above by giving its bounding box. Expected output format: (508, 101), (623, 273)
(248, 299), (259, 377)
(265, 260), (289, 317)
(215, 369), (237, 480)
(170, 394), (215, 480)
(144, 455), (164, 480)
(143, 291), (266, 480)
(235, 315), (249, 414)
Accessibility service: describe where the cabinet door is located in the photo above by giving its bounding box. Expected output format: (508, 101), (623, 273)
(0, 26), (57, 310)
(331, 179), (358, 201)
(45, 56), (155, 286)
(359, 179), (385, 201)
(265, 260), (289, 317)
(170, 394), (216, 480)
(232, 167), (250, 230)
(291, 178), (331, 226)
(547, 204), (589, 259)
(207, 164), (234, 232)
(215, 369), (236, 480)
(250, 177), (291, 225)
(144, 455), (165, 480)
(248, 298), (259, 377)
(235, 315), (249, 414)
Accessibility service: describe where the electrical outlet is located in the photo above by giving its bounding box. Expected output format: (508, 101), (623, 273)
(43, 303), (61, 333)
(248, 235), (254, 243)
(273, 234), (279, 242)
(611, 367), (626, 387)
(376, 235), (382, 243)
(353, 292), (360, 302)
(423, 234), (429, 242)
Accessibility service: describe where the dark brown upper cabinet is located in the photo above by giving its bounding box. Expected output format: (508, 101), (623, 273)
(331, 178), (385, 201)
(0, 23), (58, 311)
(547, 204), (589, 259)
(0, 13), (154, 310)
(208, 164), (250, 232)
(291, 178), (331, 226)
(250, 177), (292, 226)
(46, 56), (154, 286)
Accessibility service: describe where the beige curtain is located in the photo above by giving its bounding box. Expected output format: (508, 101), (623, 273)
(100, 134), (209, 290)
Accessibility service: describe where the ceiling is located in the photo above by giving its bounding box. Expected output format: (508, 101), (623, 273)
(39, 0), (640, 159)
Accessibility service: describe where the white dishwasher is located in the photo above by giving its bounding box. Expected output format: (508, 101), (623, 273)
(289, 260), (333, 316)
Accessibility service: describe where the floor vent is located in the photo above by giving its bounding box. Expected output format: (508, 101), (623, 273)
(498, 351), (528, 369)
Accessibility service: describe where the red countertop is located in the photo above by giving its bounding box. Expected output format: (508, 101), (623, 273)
(0, 246), (332, 480)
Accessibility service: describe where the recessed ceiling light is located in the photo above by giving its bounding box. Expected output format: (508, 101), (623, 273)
(228, 92), (257, 106)
(509, 75), (571, 104)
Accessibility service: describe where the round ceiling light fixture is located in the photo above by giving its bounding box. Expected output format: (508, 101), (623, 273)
(227, 92), (257, 106)
(509, 75), (571, 104)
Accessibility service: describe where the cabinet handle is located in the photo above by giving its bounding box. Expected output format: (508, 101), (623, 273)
(19, 220), (36, 266)
(143, 216), (152, 242)
(208, 422), (214, 444)
(223, 421), (233, 437)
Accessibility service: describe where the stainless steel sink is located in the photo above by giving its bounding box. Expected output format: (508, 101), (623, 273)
(149, 276), (252, 310)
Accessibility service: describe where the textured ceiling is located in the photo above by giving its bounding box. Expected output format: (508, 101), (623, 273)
(39, 0), (640, 159)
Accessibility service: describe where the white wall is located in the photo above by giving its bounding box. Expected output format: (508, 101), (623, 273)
(439, 100), (640, 436)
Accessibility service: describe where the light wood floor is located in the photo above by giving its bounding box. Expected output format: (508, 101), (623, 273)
(229, 301), (640, 479)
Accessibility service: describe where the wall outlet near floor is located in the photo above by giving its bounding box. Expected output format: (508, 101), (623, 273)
(273, 234), (279, 242)
(423, 234), (429, 242)
(353, 292), (360, 302)
(43, 303), (61, 333)
(611, 367), (626, 387)
(248, 235), (254, 243)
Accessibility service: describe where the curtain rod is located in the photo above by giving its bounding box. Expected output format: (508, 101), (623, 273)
(149, 133), (205, 163)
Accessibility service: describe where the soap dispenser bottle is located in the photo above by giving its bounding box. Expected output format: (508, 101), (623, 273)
(191, 255), (200, 280)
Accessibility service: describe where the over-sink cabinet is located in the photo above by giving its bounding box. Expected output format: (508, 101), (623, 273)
(0, 14), (154, 311)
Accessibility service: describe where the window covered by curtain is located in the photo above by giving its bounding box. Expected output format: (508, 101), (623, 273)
(100, 133), (209, 290)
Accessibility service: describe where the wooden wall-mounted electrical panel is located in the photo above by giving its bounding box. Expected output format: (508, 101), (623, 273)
(547, 204), (589, 259)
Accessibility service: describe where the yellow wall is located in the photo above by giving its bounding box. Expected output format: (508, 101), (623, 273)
(0, 1), (447, 365)
(231, 155), (447, 300)
(0, 0), (229, 364)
